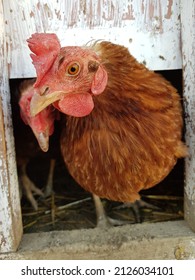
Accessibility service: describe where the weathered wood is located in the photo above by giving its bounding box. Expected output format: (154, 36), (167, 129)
(181, 0), (195, 232)
(0, 0), (190, 255)
(3, 0), (181, 78)
(0, 0), (23, 253)
(0, 221), (195, 260)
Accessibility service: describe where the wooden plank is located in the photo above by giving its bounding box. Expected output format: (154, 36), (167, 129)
(181, 0), (195, 232)
(3, 0), (181, 78)
(0, 221), (195, 260)
(0, 0), (23, 253)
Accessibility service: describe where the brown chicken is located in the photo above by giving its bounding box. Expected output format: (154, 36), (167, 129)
(12, 79), (57, 209)
(26, 33), (187, 224)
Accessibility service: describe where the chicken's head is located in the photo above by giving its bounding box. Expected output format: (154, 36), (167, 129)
(19, 83), (57, 152)
(27, 33), (108, 117)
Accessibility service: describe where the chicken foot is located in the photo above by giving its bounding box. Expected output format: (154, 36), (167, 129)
(19, 159), (55, 210)
(19, 163), (44, 210)
(93, 194), (111, 228)
(117, 199), (160, 223)
(92, 194), (128, 228)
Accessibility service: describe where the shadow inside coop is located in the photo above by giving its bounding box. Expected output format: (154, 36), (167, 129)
(9, 69), (185, 234)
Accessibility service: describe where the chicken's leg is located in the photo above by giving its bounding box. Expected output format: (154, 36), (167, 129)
(93, 194), (127, 228)
(93, 194), (160, 226)
(19, 163), (44, 210)
(93, 194), (111, 228)
(44, 159), (56, 197)
(117, 199), (160, 223)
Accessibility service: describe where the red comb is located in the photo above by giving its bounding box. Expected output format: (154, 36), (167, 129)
(27, 33), (61, 86)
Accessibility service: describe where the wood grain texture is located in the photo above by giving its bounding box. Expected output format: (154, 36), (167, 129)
(181, 0), (195, 232)
(3, 0), (181, 78)
(0, 0), (23, 253)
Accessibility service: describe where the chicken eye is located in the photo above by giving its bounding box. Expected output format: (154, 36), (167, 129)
(67, 63), (80, 76)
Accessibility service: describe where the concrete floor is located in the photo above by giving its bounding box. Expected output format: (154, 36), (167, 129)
(1, 220), (195, 260)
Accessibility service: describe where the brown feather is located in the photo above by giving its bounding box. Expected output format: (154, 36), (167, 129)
(59, 41), (187, 202)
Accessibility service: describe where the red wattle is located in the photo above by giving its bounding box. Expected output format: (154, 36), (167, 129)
(54, 93), (94, 117)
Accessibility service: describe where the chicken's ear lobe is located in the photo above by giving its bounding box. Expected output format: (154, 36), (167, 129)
(27, 33), (61, 87)
(91, 65), (108, 95)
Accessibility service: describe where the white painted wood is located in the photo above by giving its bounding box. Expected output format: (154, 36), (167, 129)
(3, 0), (181, 79)
(0, 0), (23, 253)
(181, 0), (195, 232)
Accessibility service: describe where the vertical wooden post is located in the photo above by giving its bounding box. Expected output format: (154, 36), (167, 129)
(181, 0), (195, 232)
(0, 0), (23, 253)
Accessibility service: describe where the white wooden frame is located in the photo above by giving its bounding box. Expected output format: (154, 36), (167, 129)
(181, 0), (195, 232)
(0, 0), (195, 256)
(0, 0), (23, 253)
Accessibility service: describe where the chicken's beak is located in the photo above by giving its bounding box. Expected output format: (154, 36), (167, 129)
(30, 91), (64, 117)
(32, 129), (49, 152)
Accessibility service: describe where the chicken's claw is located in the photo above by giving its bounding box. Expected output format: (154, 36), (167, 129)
(116, 199), (160, 223)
